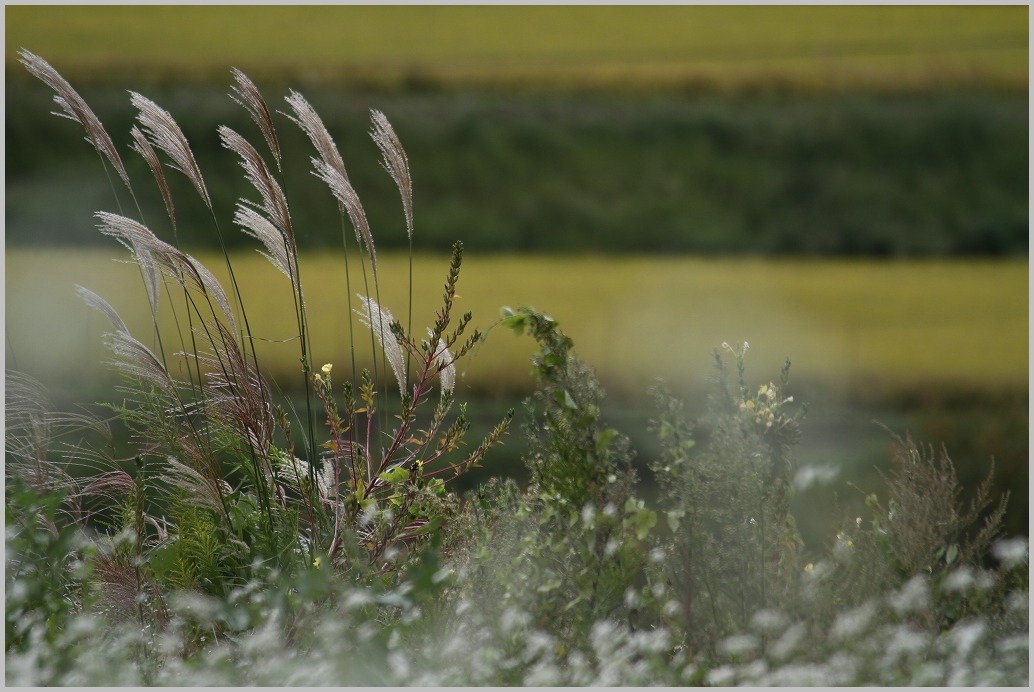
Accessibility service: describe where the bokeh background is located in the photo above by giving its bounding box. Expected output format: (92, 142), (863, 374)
(5, 5), (1028, 545)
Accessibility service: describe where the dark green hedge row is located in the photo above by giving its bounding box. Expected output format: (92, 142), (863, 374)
(6, 77), (1027, 256)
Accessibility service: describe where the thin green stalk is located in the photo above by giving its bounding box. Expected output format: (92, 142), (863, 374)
(269, 165), (320, 509)
(406, 235), (414, 390)
(345, 215), (387, 457)
(340, 219), (359, 387)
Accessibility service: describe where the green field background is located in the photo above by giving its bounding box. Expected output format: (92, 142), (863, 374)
(6, 5), (1027, 88)
(7, 248), (1027, 398)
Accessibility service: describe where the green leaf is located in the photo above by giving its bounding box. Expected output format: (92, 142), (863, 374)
(409, 516), (444, 536)
(146, 538), (179, 580)
(378, 466), (410, 484)
(595, 427), (618, 453)
(548, 387), (577, 409)
(945, 543), (959, 565)
(500, 307), (528, 336)
(634, 508), (657, 541)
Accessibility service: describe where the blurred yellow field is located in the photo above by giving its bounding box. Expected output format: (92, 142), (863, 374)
(6, 249), (1027, 401)
(6, 5), (1027, 89)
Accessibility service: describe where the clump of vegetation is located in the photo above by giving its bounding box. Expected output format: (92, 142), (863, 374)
(6, 53), (1027, 686)
(8, 48), (512, 658)
(645, 342), (807, 656)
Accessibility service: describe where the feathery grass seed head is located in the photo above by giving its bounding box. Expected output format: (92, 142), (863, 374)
(230, 68), (281, 169)
(356, 295), (406, 394)
(19, 49), (131, 191)
(370, 109), (413, 239)
(130, 91), (211, 209)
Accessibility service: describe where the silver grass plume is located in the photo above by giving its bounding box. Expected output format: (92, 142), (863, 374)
(95, 212), (237, 333)
(18, 49), (132, 191)
(130, 125), (176, 230)
(77, 470), (136, 506)
(283, 90), (346, 184)
(218, 126), (291, 236)
(230, 68), (282, 170)
(313, 157), (376, 275)
(5, 370), (53, 463)
(130, 91), (212, 210)
(276, 452), (333, 504)
(233, 205), (293, 283)
(158, 456), (233, 516)
(219, 126), (298, 289)
(76, 285), (177, 398)
(192, 319), (274, 459)
(5, 370), (72, 495)
(355, 295), (405, 395)
(74, 283), (128, 334)
(284, 91), (377, 274)
(370, 109), (413, 239)
(183, 252), (238, 335)
(429, 330), (456, 396)
(6, 371), (116, 507)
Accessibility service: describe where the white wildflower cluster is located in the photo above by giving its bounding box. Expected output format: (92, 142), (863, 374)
(694, 567), (1028, 687)
(6, 554), (1028, 687)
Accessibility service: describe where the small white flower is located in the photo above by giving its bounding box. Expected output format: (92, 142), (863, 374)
(992, 537), (1029, 568)
(581, 503), (596, 528)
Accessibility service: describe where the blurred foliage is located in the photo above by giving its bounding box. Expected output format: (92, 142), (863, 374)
(7, 80), (1028, 257)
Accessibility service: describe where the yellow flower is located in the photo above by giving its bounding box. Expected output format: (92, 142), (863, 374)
(313, 557), (321, 568)
(321, 363), (333, 376)
(804, 563), (814, 572)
